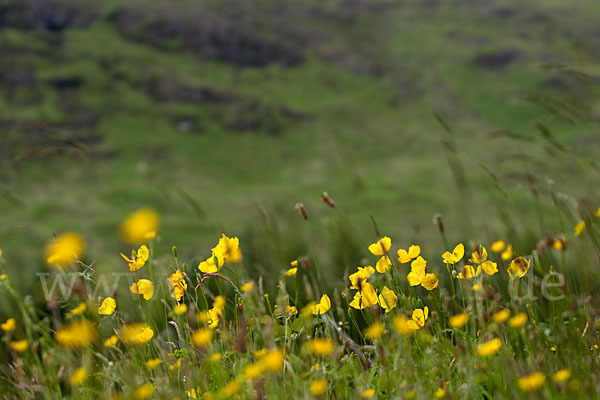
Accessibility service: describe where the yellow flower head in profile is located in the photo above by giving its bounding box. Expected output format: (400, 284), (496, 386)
(309, 338), (335, 356)
(1, 318), (16, 332)
(120, 208), (159, 244)
(133, 383), (155, 399)
(449, 313), (469, 329)
(574, 220), (586, 237)
(492, 309), (510, 323)
(378, 286), (397, 312)
(9, 339), (29, 353)
(121, 245), (149, 272)
(173, 303), (188, 315)
(213, 234), (242, 264)
(168, 270), (187, 301)
(481, 260), (498, 276)
(286, 305), (298, 315)
(98, 297), (116, 315)
(469, 245), (488, 264)
(518, 372), (545, 391)
(45, 232), (85, 268)
(69, 367), (87, 386)
(121, 323), (154, 346)
(457, 264), (480, 279)
(285, 266), (298, 276)
(553, 369), (571, 383)
(55, 320), (97, 348)
(368, 236), (392, 273)
(312, 294), (331, 315)
(192, 328), (214, 347)
(397, 245), (420, 264)
(477, 337), (502, 357)
(145, 358), (162, 370)
(104, 335), (118, 347)
(407, 306), (429, 330)
(198, 251), (224, 273)
(310, 379), (327, 396)
(502, 244), (514, 261)
(130, 279), (155, 301)
(508, 313), (528, 328)
(491, 240), (505, 253)
(364, 321), (385, 340)
(507, 257), (530, 279)
(442, 243), (464, 264)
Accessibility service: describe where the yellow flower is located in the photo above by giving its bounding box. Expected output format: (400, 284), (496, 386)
(501, 244), (514, 261)
(574, 220), (586, 237)
(364, 322), (385, 340)
(241, 281), (254, 292)
(213, 234), (242, 264)
(477, 338), (502, 357)
(291, 260), (299, 267)
(553, 369), (571, 383)
(121, 323), (154, 345)
(192, 328), (214, 347)
(596, 207), (600, 217)
(208, 353), (222, 362)
(397, 245), (420, 263)
(472, 284), (481, 291)
(1, 318), (15, 332)
(253, 348), (268, 358)
(407, 256), (427, 286)
(285, 267), (298, 276)
(173, 303), (188, 315)
(260, 348), (284, 372)
(433, 382), (447, 398)
(169, 358), (182, 370)
(309, 338), (335, 356)
(361, 388), (375, 398)
(492, 309), (510, 323)
(310, 379), (327, 396)
(369, 237), (392, 273)
(69, 367), (87, 386)
(457, 264), (481, 279)
(9, 339), (29, 353)
(392, 315), (416, 335)
(121, 245), (149, 272)
(421, 273), (439, 290)
(508, 313), (528, 328)
(442, 243), (464, 264)
(45, 232), (85, 267)
(286, 305), (298, 315)
(0, 274), (6, 281)
(69, 302), (87, 316)
(553, 237), (567, 250)
(405, 389), (416, 399)
(168, 270), (187, 301)
(130, 279), (154, 301)
(481, 260), (498, 275)
(104, 335), (119, 347)
(518, 372), (545, 391)
(120, 208), (159, 243)
(378, 286), (397, 312)
(242, 362), (263, 379)
(469, 245), (488, 264)
(198, 253), (223, 273)
(407, 306), (428, 330)
(449, 313), (469, 329)
(507, 257), (530, 279)
(312, 294), (331, 315)
(145, 358), (162, 370)
(133, 383), (155, 399)
(349, 266), (375, 288)
(98, 297), (116, 315)
(220, 379), (241, 398)
(55, 320), (97, 348)
(349, 282), (378, 310)
(491, 240), (505, 253)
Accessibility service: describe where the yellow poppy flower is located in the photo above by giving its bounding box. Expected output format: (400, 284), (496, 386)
(285, 267), (297, 276)
(120, 245), (149, 272)
(192, 328), (214, 347)
(407, 306), (428, 330)
(449, 313), (469, 329)
(212, 234), (242, 264)
(98, 297), (116, 315)
(9, 339), (29, 353)
(574, 220), (586, 237)
(310, 379), (327, 396)
(421, 273), (439, 290)
(241, 281), (254, 292)
(397, 245), (420, 263)
(173, 304), (188, 315)
(198, 253), (223, 273)
(169, 358), (182, 370)
(219, 380), (241, 398)
(242, 362), (263, 379)
(508, 313), (527, 328)
(69, 367), (87, 386)
(442, 243), (464, 264)
(1, 318), (15, 332)
(491, 240), (505, 253)
(168, 270), (187, 301)
(469, 245), (488, 264)
(130, 279), (154, 301)
(518, 372), (545, 391)
(145, 358), (162, 369)
(392, 315), (416, 335)
(69, 302), (87, 316)
(286, 305), (298, 315)
(364, 322), (385, 340)
(378, 286), (397, 312)
(553, 369), (571, 383)
(477, 338), (502, 357)
(261, 348), (284, 372)
(361, 388), (375, 398)
(121, 323), (154, 345)
(457, 264), (481, 279)
(309, 338), (335, 356)
(104, 335), (118, 347)
(45, 232), (85, 268)
(375, 255), (392, 273)
(481, 260), (498, 275)
(368, 236), (391, 255)
(433, 382), (447, 398)
(349, 282), (378, 310)
(507, 257), (530, 279)
(133, 383), (155, 399)
(407, 257), (427, 286)
(312, 294), (331, 315)
(120, 208), (159, 244)
(492, 309), (510, 323)
(55, 320), (97, 348)
(501, 244), (514, 261)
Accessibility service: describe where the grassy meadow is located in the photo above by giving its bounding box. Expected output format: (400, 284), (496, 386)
(1, 0), (600, 398)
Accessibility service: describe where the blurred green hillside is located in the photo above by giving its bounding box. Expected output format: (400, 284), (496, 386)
(1, 0), (600, 297)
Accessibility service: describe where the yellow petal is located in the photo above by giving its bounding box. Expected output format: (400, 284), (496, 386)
(368, 236), (391, 256)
